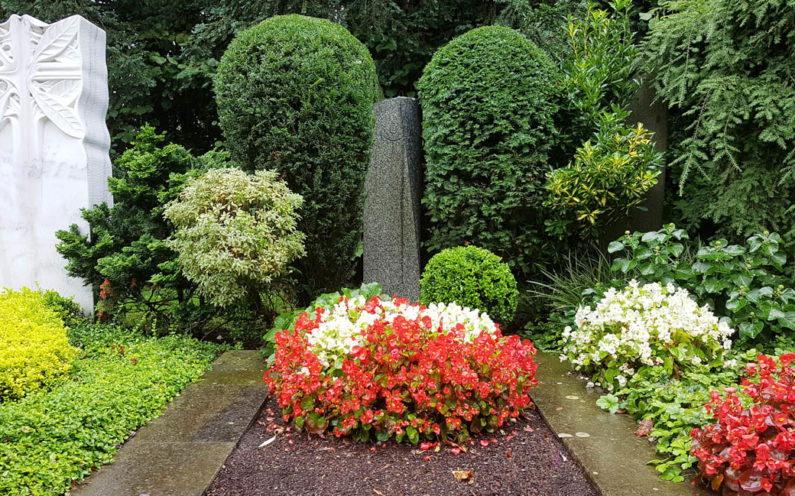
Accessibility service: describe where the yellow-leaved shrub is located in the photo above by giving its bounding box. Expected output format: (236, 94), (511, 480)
(0, 288), (77, 401)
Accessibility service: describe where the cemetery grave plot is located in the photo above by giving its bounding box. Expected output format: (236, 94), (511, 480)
(205, 395), (597, 496)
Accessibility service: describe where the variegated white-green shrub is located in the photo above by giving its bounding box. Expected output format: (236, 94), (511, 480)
(164, 168), (305, 308)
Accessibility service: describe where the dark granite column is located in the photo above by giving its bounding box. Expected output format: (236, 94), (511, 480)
(363, 97), (422, 302)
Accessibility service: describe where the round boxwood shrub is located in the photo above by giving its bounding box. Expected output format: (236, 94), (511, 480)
(0, 288), (77, 401)
(214, 14), (380, 299)
(419, 246), (518, 324)
(417, 26), (559, 278)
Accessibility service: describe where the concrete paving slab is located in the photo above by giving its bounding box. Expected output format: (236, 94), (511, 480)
(532, 351), (712, 496)
(71, 441), (234, 496)
(72, 350), (268, 496)
(198, 350), (267, 385)
(134, 385), (266, 443)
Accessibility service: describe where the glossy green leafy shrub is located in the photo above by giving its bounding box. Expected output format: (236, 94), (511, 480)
(0, 289), (77, 401)
(164, 168), (306, 310)
(0, 321), (224, 495)
(559, 0), (639, 150)
(608, 226), (794, 343)
(420, 246), (518, 324)
(215, 15), (379, 299)
(417, 26), (559, 278)
(546, 110), (663, 241)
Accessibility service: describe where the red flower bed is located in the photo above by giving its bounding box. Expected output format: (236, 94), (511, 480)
(265, 296), (538, 443)
(691, 354), (795, 494)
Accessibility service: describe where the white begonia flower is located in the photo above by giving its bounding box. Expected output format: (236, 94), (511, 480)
(560, 280), (735, 389)
(303, 297), (499, 368)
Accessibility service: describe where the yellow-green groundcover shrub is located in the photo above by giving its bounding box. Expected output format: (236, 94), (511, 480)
(0, 321), (224, 495)
(0, 288), (77, 401)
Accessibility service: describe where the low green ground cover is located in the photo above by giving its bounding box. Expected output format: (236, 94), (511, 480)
(0, 319), (225, 495)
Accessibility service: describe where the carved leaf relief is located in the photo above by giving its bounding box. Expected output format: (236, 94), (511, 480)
(29, 82), (82, 138)
(0, 15), (84, 139)
(32, 18), (78, 62)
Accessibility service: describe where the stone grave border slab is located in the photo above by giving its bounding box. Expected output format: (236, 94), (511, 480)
(71, 350), (268, 496)
(532, 351), (712, 496)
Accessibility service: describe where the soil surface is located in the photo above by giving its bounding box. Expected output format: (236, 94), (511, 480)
(205, 395), (598, 496)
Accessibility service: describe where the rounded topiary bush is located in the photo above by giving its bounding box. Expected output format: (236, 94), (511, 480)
(214, 15), (380, 299)
(0, 288), (77, 400)
(417, 26), (559, 278)
(419, 246), (518, 324)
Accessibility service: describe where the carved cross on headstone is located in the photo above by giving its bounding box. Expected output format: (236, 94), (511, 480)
(0, 16), (85, 162)
(0, 14), (112, 311)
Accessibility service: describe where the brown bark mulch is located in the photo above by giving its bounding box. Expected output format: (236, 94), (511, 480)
(205, 395), (598, 496)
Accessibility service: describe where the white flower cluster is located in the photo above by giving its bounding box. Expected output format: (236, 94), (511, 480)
(305, 296), (498, 367)
(562, 280), (734, 389)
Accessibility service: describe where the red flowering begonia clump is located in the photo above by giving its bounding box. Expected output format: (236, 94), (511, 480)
(691, 354), (795, 495)
(264, 295), (538, 443)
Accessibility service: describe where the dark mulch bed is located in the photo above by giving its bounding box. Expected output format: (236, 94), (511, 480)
(205, 395), (597, 496)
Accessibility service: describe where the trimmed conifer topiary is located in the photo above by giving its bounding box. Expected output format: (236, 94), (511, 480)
(420, 246), (518, 324)
(417, 26), (559, 278)
(215, 14), (380, 300)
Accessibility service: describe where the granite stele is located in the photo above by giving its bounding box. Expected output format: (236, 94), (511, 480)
(0, 14), (112, 311)
(363, 97), (422, 302)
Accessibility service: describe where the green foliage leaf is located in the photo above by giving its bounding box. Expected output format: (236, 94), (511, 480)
(596, 394), (621, 414)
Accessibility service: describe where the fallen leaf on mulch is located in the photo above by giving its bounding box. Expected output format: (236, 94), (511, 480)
(373, 490), (384, 495)
(444, 440), (467, 453)
(635, 419), (654, 438)
(258, 436), (277, 448)
(452, 470), (474, 484)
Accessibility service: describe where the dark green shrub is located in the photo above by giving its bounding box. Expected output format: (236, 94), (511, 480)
(419, 246), (518, 324)
(643, 0), (795, 243)
(417, 26), (559, 278)
(214, 14), (379, 300)
(55, 126), (201, 321)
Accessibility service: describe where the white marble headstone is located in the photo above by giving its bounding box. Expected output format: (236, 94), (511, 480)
(0, 14), (112, 311)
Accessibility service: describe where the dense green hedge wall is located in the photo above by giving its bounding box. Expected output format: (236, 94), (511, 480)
(420, 246), (518, 325)
(215, 14), (379, 300)
(417, 26), (559, 279)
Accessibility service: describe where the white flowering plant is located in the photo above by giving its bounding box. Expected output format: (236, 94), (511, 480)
(562, 280), (735, 391)
(304, 295), (500, 369)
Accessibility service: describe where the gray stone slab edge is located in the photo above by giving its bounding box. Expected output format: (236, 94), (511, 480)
(71, 350), (269, 496)
(532, 351), (712, 496)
